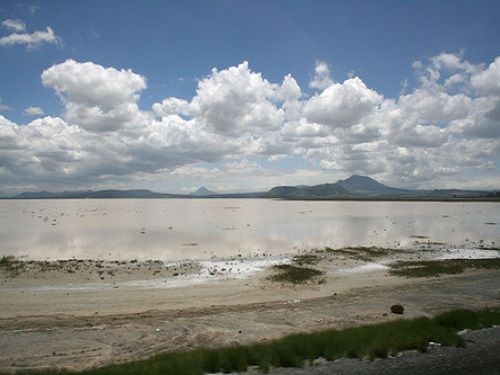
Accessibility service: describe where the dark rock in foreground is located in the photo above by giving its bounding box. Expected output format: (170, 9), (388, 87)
(391, 304), (405, 314)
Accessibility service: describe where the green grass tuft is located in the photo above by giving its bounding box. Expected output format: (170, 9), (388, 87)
(322, 246), (391, 261)
(389, 258), (500, 278)
(0, 255), (25, 276)
(292, 254), (322, 266)
(269, 264), (324, 284)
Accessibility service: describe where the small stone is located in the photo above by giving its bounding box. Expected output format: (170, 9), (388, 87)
(391, 304), (404, 314)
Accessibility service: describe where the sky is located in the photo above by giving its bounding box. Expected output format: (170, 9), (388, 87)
(0, 0), (499, 196)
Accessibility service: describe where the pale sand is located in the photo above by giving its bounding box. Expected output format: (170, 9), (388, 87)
(0, 252), (499, 372)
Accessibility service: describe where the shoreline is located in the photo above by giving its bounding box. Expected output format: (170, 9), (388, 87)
(3, 196), (500, 202)
(1, 246), (500, 372)
(1, 246), (499, 317)
(1, 270), (499, 372)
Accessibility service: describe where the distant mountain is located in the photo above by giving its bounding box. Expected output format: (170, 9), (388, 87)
(13, 190), (91, 199)
(84, 189), (173, 198)
(336, 175), (410, 197)
(12, 189), (180, 199)
(9, 188), (262, 199)
(190, 186), (218, 197)
(264, 175), (498, 199)
(8, 176), (499, 200)
(266, 183), (350, 198)
(415, 189), (497, 198)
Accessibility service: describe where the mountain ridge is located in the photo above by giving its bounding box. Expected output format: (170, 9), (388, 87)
(7, 176), (499, 199)
(265, 175), (498, 199)
(190, 186), (218, 196)
(265, 183), (350, 198)
(336, 175), (410, 196)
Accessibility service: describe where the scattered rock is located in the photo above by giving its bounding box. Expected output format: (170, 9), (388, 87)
(391, 304), (404, 314)
(428, 341), (441, 348)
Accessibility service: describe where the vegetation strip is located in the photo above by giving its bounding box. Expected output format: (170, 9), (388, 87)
(269, 264), (325, 284)
(321, 246), (391, 261)
(0, 255), (25, 276)
(268, 246), (397, 285)
(389, 258), (500, 277)
(6, 309), (500, 375)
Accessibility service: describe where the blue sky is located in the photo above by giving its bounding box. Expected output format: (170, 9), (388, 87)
(0, 1), (499, 194)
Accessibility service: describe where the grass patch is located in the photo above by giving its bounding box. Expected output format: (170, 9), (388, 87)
(0, 255), (17, 270)
(0, 255), (25, 276)
(389, 258), (500, 278)
(0, 257), (83, 277)
(9, 309), (500, 375)
(269, 246), (395, 285)
(268, 251), (325, 285)
(292, 253), (322, 266)
(37, 260), (62, 272)
(269, 264), (324, 285)
(322, 246), (391, 261)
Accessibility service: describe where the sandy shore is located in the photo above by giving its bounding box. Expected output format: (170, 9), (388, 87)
(1, 249), (499, 373)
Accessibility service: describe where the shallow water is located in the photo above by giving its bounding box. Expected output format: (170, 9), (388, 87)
(0, 199), (498, 261)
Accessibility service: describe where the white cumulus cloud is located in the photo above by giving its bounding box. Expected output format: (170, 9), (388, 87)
(1, 19), (26, 32)
(309, 61), (334, 90)
(23, 106), (45, 116)
(41, 59), (147, 132)
(189, 61), (284, 136)
(1, 53), (499, 194)
(471, 57), (500, 96)
(304, 77), (383, 128)
(0, 24), (60, 50)
(152, 97), (190, 117)
(0, 99), (10, 112)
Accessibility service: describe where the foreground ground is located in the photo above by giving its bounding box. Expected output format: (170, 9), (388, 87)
(249, 326), (500, 375)
(0, 252), (499, 373)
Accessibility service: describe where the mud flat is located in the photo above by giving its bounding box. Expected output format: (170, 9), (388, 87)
(0, 247), (499, 373)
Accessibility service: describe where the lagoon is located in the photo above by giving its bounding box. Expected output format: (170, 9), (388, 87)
(0, 199), (498, 261)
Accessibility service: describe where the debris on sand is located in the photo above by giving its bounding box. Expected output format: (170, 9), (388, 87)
(391, 303), (404, 314)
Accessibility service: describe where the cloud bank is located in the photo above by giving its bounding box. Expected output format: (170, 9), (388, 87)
(1, 53), (499, 194)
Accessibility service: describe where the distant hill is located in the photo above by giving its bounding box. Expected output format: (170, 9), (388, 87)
(12, 189), (180, 199)
(336, 175), (410, 196)
(84, 189), (174, 198)
(13, 190), (91, 199)
(9, 188), (262, 199)
(264, 175), (497, 199)
(8, 175), (499, 200)
(190, 186), (218, 197)
(266, 183), (350, 198)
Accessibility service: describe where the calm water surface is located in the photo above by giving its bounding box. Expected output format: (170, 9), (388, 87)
(0, 199), (498, 261)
